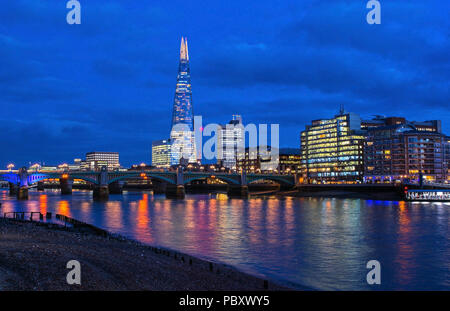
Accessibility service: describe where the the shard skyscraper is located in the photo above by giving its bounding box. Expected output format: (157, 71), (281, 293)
(170, 37), (197, 164)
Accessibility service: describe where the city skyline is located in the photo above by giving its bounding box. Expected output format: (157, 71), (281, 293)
(1, 0), (448, 168)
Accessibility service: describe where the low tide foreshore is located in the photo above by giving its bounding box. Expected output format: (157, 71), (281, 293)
(0, 218), (291, 291)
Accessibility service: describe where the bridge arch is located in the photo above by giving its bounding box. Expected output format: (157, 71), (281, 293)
(108, 173), (176, 185)
(26, 173), (99, 185)
(68, 174), (99, 185)
(0, 173), (19, 184)
(183, 175), (240, 185)
(27, 174), (54, 184)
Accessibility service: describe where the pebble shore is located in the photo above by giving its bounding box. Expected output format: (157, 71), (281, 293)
(0, 218), (290, 291)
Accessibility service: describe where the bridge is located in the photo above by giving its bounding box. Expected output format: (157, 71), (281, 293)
(0, 167), (296, 200)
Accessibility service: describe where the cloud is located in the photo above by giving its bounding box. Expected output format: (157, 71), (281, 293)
(195, 0), (449, 116)
(92, 59), (137, 80)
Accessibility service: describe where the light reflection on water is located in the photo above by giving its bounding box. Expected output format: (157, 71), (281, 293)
(1, 189), (449, 290)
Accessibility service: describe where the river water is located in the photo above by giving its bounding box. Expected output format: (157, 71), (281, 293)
(1, 189), (449, 290)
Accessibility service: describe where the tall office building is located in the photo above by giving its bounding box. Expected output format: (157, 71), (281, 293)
(217, 115), (244, 170)
(170, 37), (196, 165)
(300, 112), (365, 183)
(152, 139), (171, 168)
(85, 152), (120, 171)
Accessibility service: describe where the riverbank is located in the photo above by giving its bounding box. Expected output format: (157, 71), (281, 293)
(0, 218), (291, 291)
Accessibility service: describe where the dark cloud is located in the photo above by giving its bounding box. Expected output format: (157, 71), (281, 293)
(92, 59), (137, 80)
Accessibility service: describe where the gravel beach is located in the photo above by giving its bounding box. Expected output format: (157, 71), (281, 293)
(0, 218), (290, 291)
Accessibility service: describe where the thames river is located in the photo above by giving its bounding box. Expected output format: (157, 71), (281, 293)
(1, 189), (449, 290)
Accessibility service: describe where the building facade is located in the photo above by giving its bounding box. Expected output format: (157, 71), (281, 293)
(217, 115), (244, 170)
(364, 123), (448, 183)
(236, 146), (280, 173)
(85, 152), (120, 171)
(152, 139), (172, 168)
(444, 137), (450, 183)
(170, 37), (196, 165)
(300, 112), (365, 183)
(278, 152), (301, 174)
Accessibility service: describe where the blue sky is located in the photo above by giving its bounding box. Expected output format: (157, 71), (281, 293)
(1, 0), (448, 167)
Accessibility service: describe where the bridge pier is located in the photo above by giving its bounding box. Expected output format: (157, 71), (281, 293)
(226, 170), (249, 198)
(16, 167), (29, 200)
(227, 185), (249, 198)
(60, 178), (73, 195)
(165, 184), (185, 199)
(151, 179), (167, 194)
(17, 186), (29, 200)
(109, 181), (124, 194)
(9, 182), (18, 196)
(93, 185), (109, 201)
(93, 166), (109, 200)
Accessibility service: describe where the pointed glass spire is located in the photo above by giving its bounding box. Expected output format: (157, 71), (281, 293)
(180, 37), (189, 61)
(170, 37), (196, 164)
(171, 36), (193, 128)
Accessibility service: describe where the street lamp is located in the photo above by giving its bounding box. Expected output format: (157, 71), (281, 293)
(31, 163), (41, 172)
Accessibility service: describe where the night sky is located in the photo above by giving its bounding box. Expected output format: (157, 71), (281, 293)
(1, 0), (448, 168)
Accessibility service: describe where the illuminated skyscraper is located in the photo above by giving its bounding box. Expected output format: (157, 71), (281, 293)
(300, 112), (365, 183)
(170, 37), (197, 164)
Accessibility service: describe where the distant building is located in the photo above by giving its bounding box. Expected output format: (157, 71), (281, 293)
(362, 116), (441, 133)
(129, 163), (154, 171)
(79, 160), (89, 171)
(86, 152), (120, 171)
(40, 166), (58, 172)
(364, 122), (448, 183)
(278, 150), (301, 174)
(236, 146), (279, 173)
(152, 140), (172, 168)
(217, 115), (244, 170)
(300, 111), (365, 184)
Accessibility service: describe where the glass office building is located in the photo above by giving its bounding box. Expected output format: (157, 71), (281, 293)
(170, 37), (196, 164)
(85, 152), (120, 171)
(152, 140), (171, 168)
(217, 115), (244, 170)
(300, 112), (365, 183)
